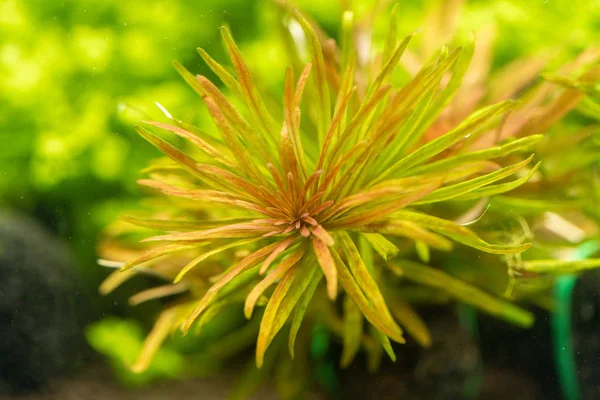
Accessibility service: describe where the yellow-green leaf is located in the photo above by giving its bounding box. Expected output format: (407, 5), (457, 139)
(245, 248), (305, 319)
(392, 211), (530, 254)
(388, 296), (432, 347)
(521, 259), (600, 275)
(387, 260), (534, 328)
(340, 296), (363, 368)
(288, 264), (322, 359)
(360, 233), (399, 261)
(331, 241), (404, 343)
(414, 154), (535, 204)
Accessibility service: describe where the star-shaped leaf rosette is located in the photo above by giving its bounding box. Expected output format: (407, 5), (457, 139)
(100, 4), (551, 371)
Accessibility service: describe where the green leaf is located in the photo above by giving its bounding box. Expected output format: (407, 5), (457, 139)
(489, 196), (586, 215)
(376, 329), (396, 362)
(521, 259), (600, 275)
(417, 35), (476, 131)
(257, 257), (320, 367)
(340, 296), (363, 368)
(244, 247), (305, 318)
(365, 325), (384, 373)
(405, 135), (543, 177)
(382, 4), (399, 65)
(121, 215), (250, 232)
(390, 46), (462, 116)
(367, 34), (412, 99)
(142, 120), (235, 167)
(387, 260), (534, 328)
(175, 237), (261, 283)
(135, 126), (208, 183)
(173, 60), (206, 97)
(454, 161), (541, 201)
(388, 296), (432, 347)
(376, 84), (436, 173)
(229, 346), (278, 400)
(121, 242), (203, 272)
(256, 265), (298, 368)
(340, 11), (355, 71)
(288, 265), (322, 359)
(220, 27), (279, 142)
(376, 220), (454, 251)
(292, 8), (331, 144)
(415, 241), (430, 263)
(360, 233), (399, 261)
(196, 74), (277, 163)
(183, 242), (281, 333)
(333, 235), (404, 343)
(203, 316), (261, 361)
(197, 47), (242, 95)
(99, 269), (138, 295)
(414, 154), (536, 204)
(379, 100), (516, 181)
(392, 211), (531, 254)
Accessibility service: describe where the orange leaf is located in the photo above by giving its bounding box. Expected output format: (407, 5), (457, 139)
(245, 247), (305, 318)
(312, 237), (338, 299)
(182, 242), (281, 333)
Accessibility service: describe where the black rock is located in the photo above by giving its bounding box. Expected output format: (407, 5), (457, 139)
(0, 211), (84, 394)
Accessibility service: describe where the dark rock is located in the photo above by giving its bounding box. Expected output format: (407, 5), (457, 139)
(0, 211), (84, 394)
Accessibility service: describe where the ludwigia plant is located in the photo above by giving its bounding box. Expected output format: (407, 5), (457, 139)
(481, 55), (600, 297)
(399, 0), (600, 297)
(98, 1), (598, 384)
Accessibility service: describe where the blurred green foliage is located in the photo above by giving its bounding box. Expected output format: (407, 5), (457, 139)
(86, 317), (186, 385)
(0, 0), (263, 285)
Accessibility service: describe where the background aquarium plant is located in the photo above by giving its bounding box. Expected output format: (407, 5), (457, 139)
(1, 0), (600, 399)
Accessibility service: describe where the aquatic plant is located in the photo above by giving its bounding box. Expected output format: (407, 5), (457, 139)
(401, 0), (600, 297)
(98, 0), (600, 389)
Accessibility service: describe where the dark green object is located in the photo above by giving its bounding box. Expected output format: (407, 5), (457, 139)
(553, 275), (580, 400)
(311, 323), (340, 396)
(458, 304), (483, 400)
(552, 239), (600, 400)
